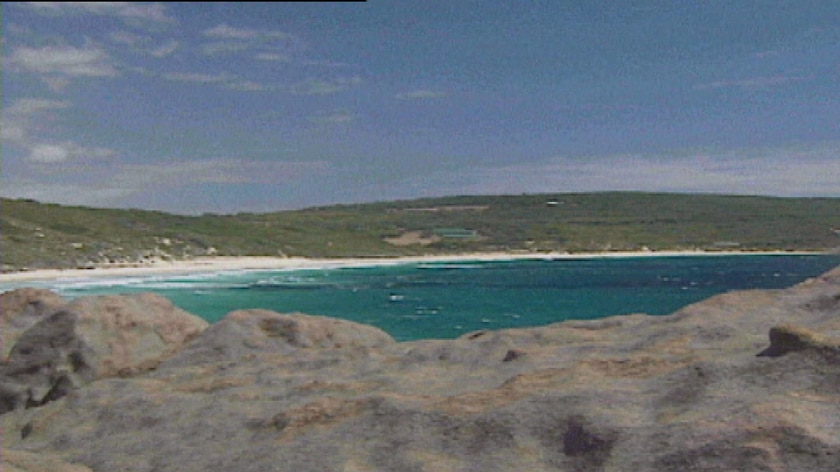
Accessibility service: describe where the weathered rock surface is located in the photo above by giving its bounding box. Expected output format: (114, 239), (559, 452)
(1, 288), (67, 359)
(0, 293), (208, 414)
(2, 266), (839, 471)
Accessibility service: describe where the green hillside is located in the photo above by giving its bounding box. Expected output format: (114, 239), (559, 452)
(2, 193), (839, 271)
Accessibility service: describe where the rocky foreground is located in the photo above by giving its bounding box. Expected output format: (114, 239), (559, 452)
(1, 267), (839, 472)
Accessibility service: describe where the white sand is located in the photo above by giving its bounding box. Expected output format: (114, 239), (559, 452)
(0, 250), (823, 285)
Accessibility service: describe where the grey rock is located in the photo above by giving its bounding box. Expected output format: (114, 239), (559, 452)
(1, 288), (66, 360)
(0, 449), (93, 472)
(758, 323), (840, 358)
(1, 265), (839, 471)
(0, 292), (208, 415)
(160, 309), (394, 368)
(0, 310), (96, 413)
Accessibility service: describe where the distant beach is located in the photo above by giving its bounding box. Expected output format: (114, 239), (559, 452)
(0, 250), (825, 285)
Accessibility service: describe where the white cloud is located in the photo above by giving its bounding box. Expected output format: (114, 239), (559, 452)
(204, 24), (258, 40)
(203, 24), (287, 40)
(202, 41), (251, 56)
(292, 79), (342, 95)
(0, 158), (329, 212)
(160, 71), (268, 92)
(2, 98), (117, 166)
(5, 98), (72, 116)
(109, 31), (179, 57)
(308, 109), (356, 124)
(22, 2), (174, 23)
(254, 52), (290, 62)
(29, 144), (70, 163)
(112, 2), (172, 23)
(59, 159), (324, 201)
(0, 180), (137, 207)
(2, 99), (72, 146)
(752, 50), (780, 59)
(27, 142), (116, 165)
(200, 24), (293, 58)
(44, 77), (73, 92)
(1, 124), (27, 143)
(694, 75), (811, 91)
(149, 40), (179, 57)
(395, 90), (447, 100)
(226, 80), (269, 92)
(162, 71), (232, 83)
(9, 45), (118, 77)
(108, 31), (181, 58)
(291, 77), (362, 95)
(418, 143), (840, 198)
(142, 159), (328, 187)
(109, 30), (144, 46)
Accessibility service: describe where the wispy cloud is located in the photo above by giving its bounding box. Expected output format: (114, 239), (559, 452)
(308, 109), (356, 124)
(43, 77), (72, 93)
(201, 41), (252, 56)
(418, 143), (840, 198)
(161, 71), (269, 92)
(395, 90), (447, 100)
(149, 40), (180, 58)
(28, 143), (74, 164)
(27, 142), (116, 164)
(5, 98), (72, 116)
(204, 24), (287, 40)
(0, 158), (331, 212)
(0, 123), (28, 143)
(2, 98), (72, 145)
(300, 59), (356, 68)
(156, 159), (322, 182)
(21, 2), (174, 24)
(0, 180), (140, 208)
(752, 49), (780, 59)
(694, 75), (811, 91)
(291, 77), (362, 95)
(162, 71), (232, 83)
(254, 52), (290, 62)
(2, 98), (117, 166)
(226, 80), (269, 92)
(8, 45), (118, 77)
(200, 24), (291, 57)
(109, 31), (180, 58)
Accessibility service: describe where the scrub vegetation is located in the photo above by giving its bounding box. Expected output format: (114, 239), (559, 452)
(2, 192), (839, 271)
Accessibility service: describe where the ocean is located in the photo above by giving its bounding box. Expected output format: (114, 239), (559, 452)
(10, 254), (838, 341)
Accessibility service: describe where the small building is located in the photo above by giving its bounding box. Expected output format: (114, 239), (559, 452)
(432, 228), (479, 239)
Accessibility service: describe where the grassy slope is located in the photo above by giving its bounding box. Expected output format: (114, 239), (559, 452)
(2, 193), (839, 270)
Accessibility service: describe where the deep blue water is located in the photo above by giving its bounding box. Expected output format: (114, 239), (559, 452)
(5, 255), (839, 341)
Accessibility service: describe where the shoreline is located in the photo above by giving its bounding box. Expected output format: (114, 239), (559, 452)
(0, 250), (830, 286)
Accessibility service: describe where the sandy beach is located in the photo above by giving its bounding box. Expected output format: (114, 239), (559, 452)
(0, 250), (825, 286)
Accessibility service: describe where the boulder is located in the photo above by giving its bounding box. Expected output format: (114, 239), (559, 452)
(160, 309), (395, 369)
(0, 310), (96, 413)
(61, 293), (209, 377)
(1, 288), (66, 359)
(0, 292), (208, 414)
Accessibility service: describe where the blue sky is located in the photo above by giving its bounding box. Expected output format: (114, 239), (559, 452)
(2, 1), (839, 214)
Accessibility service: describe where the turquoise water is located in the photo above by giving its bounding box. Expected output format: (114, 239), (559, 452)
(7, 255), (839, 341)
